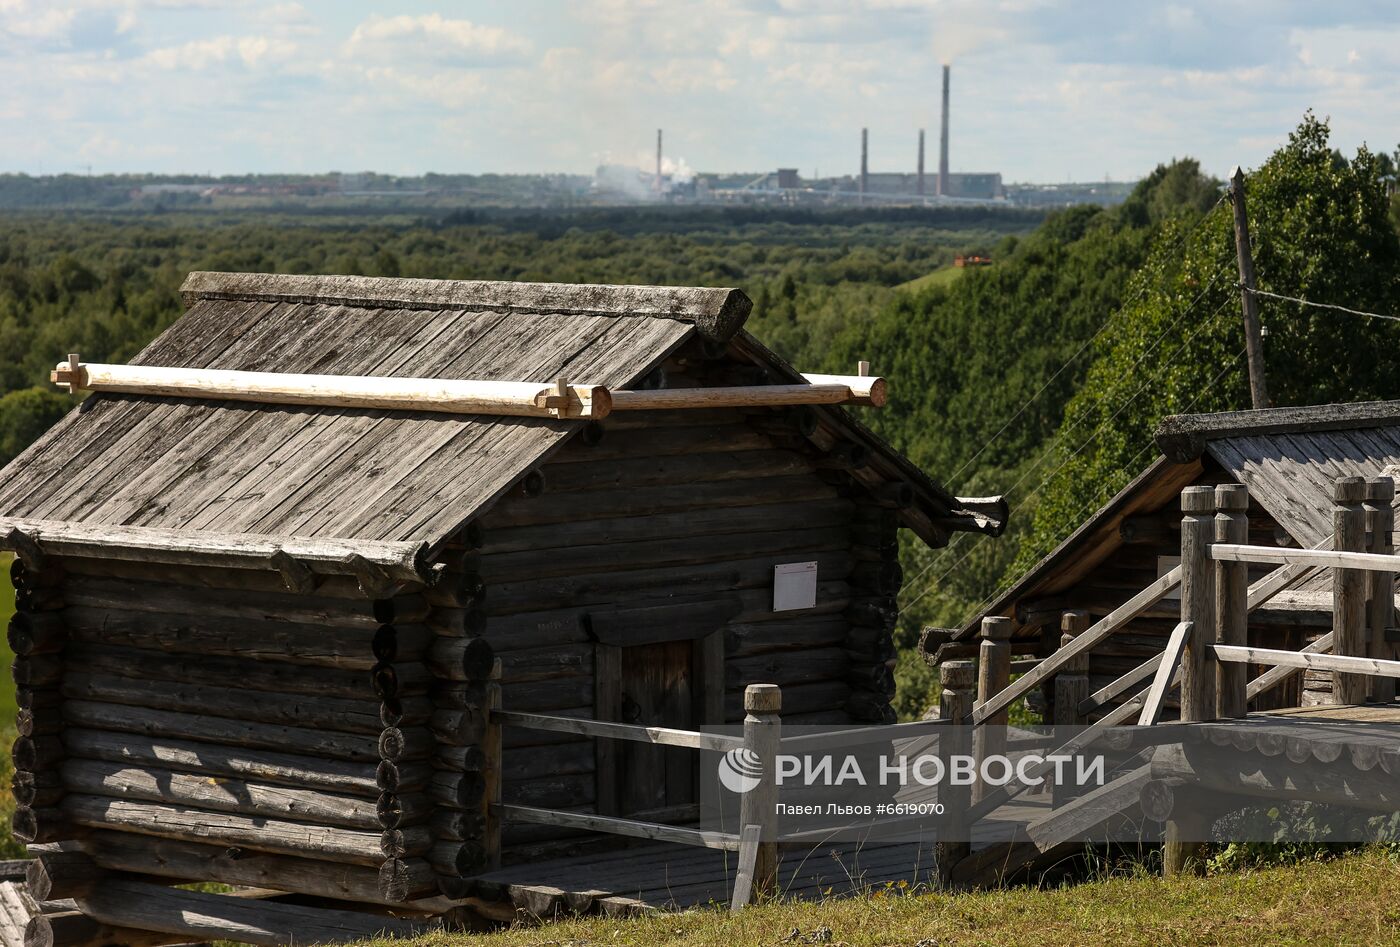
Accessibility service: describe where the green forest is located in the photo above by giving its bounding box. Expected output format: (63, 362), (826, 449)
(2, 115), (1399, 723)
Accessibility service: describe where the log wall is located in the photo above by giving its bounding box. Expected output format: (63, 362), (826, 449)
(8, 555), (442, 907)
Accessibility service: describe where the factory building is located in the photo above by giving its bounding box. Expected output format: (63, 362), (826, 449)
(711, 64), (1005, 206)
(855, 171), (1004, 201)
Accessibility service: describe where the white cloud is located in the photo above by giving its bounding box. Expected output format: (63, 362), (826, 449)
(2, 6), (77, 40)
(261, 1), (308, 21)
(141, 34), (296, 70)
(347, 13), (531, 61)
(255, 2), (315, 34)
(357, 64), (487, 107)
(2, 1), (1399, 179)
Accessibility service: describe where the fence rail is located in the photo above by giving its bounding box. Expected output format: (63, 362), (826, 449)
(489, 683), (781, 913)
(969, 566), (1183, 726)
(1211, 542), (1400, 573)
(491, 709), (744, 753)
(497, 804), (743, 851)
(1213, 644), (1400, 679)
(937, 472), (1398, 885)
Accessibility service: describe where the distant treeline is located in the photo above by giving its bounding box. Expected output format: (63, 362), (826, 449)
(0, 202), (1036, 469)
(433, 204), (1049, 234)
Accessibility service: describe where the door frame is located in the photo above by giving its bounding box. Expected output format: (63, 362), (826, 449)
(592, 629), (726, 817)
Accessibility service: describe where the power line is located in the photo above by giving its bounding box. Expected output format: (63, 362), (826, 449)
(1246, 287), (1400, 324)
(993, 270), (1233, 505)
(948, 343), (1249, 625)
(942, 196), (1227, 488)
(901, 294), (1238, 614)
(900, 201), (1230, 594)
(960, 343), (1247, 621)
(899, 263), (1233, 602)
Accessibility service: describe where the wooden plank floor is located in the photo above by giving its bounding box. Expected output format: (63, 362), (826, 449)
(1204, 707), (1400, 752)
(1259, 703), (1400, 723)
(473, 795), (1053, 914)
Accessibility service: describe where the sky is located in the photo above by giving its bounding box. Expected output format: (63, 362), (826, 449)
(3, 1), (1399, 182)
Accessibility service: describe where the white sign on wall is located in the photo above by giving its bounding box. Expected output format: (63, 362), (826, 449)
(773, 561), (819, 612)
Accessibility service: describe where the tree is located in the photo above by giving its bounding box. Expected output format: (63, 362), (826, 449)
(1014, 114), (1400, 574)
(0, 387), (71, 467)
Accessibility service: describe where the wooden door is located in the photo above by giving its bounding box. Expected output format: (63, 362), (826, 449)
(590, 603), (731, 819)
(617, 640), (695, 817)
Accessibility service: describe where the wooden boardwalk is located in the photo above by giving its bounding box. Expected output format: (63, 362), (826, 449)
(1193, 705), (1400, 770)
(467, 798), (1057, 917)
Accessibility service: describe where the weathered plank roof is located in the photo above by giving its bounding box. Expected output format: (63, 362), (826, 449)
(0, 271), (996, 572)
(0, 274), (721, 555)
(1161, 401), (1400, 546)
(939, 400), (1400, 645)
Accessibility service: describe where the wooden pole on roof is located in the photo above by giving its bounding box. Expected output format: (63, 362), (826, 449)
(1228, 167), (1270, 409)
(50, 359), (886, 417)
(52, 359), (613, 421)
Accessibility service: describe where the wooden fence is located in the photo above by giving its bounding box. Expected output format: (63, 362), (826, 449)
(956, 474), (1400, 877)
(489, 683), (782, 912)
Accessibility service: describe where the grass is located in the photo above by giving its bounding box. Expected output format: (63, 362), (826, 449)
(357, 849), (1400, 947)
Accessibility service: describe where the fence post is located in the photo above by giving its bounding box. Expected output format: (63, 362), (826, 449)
(1165, 485), (1216, 877)
(936, 660), (975, 886)
(1215, 484), (1249, 719)
(1053, 610), (1091, 727)
(1053, 610), (1091, 806)
(482, 658), (503, 870)
(1364, 477), (1396, 704)
(1333, 477), (1368, 705)
(1179, 486), (1217, 722)
(973, 616), (1012, 806)
(738, 683), (781, 898)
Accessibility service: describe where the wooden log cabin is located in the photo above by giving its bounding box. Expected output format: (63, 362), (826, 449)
(925, 401), (1400, 718)
(0, 272), (1005, 941)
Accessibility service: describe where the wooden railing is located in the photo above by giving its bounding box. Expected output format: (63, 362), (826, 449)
(1182, 475), (1398, 716)
(950, 473), (1399, 872)
(488, 683), (782, 912)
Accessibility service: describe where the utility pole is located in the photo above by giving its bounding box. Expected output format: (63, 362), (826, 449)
(1228, 166), (1269, 409)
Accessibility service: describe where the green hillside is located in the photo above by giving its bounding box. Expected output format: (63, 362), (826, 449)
(896, 263), (969, 292)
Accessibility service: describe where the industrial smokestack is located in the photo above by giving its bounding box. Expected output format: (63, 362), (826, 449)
(938, 64), (950, 197)
(860, 127), (868, 198)
(655, 128), (663, 193)
(917, 129), (925, 196)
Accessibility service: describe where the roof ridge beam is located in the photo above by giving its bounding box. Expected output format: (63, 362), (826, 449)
(1157, 400), (1400, 463)
(0, 516), (428, 586)
(179, 272), (752, 342)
